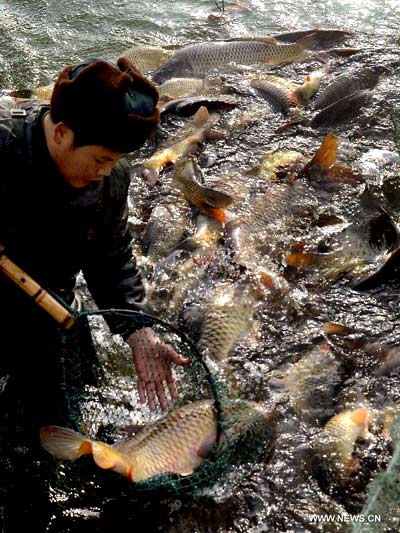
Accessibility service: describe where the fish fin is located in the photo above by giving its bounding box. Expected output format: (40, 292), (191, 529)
(200, 205), (227, 223)
(327, 164), (363, 183)
(288, 88), (304, 105)
(193, 106), (210, 128)
(91, 441), (132, 478)
(259, 270), (277, 290)
(40, 426), (93, 461)
(295, 32), (320, 50)
(352, 246), (400, 291)
(286, 252), (327, 268)
(204, 129), (226, 141)
(309, 132), (338, 170)
(324, 322), (354, 335)
(327, 47), (360, 57)
(175, 469), (194, 476)
(253, 36), (278, 44)
(118, 424), (145, 438)
(344, 456), (361, 477)
(350, 407), (369, 428)
(197, 432), (217, 459)
(182, 134), (203, 150)
(201, 186), (234, 208)
(225, 36), (278, 45)
(274, 118), (305, 133)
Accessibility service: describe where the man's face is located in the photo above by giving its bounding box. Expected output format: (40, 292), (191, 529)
(57, 142), (125, 188)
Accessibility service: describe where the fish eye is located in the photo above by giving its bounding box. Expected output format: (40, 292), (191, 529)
(158, 288), (170, 299)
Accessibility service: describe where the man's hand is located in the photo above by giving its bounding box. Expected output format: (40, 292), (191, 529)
(127, 327), (190, 411)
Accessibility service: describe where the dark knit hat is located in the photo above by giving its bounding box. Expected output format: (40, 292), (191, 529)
(50, 57), (160, 153)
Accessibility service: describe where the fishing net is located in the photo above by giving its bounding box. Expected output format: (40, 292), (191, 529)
(353, 412), (400, 532)
(49, 305), (273, 505)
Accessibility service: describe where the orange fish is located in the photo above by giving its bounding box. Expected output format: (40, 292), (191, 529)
(173, 156), (234, 223)
(40, 399), (270, 482)
(142, 106), (213, 185)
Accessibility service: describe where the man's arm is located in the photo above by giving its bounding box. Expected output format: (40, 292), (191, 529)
(82, 159), (188, 410)
(82, 159), (147, 335)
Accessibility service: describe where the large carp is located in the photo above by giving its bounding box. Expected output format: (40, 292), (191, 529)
(40, 399), (272, 482)
(152, 34), (318, 84)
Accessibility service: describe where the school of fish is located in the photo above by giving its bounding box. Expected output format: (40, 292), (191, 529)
(8, 25), (400, 524)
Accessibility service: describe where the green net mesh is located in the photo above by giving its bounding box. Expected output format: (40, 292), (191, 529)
(50, 307), (273, 505)
(353, 412), (400, 533)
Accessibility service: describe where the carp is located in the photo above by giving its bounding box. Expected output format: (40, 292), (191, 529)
(152, 34), (318, 84)
(198, 282), (257, 361)
(313, 65), (388, 110)
(310, 90), (373, 128)
(173, 156), (234, 223)
(40, 398), (272, 482)
(142, 105), (215, 185)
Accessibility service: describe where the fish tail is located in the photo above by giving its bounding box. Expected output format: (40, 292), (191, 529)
(40, 426), (93, 461)
(259, 270), (276, 290)
(202, 205), (227, 223)
(324, 322), (354, 335)
(90, 442), (133, 479)
(193, 106), (210, 128)
(309, 132), (338, 170)
(296, 31), (320, 50)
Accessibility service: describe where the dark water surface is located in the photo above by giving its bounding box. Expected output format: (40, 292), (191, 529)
(2, 1), (400, 532)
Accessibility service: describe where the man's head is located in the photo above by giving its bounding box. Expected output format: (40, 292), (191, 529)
(46, 57), (159, 188)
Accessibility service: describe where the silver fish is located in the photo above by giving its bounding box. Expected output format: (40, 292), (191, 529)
(152, 34), (317, 84)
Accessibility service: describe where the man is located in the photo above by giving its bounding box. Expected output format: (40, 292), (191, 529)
(0, 57), (188, 530)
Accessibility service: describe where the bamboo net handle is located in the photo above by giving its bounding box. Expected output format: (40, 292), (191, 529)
(0, 254), (75, 330)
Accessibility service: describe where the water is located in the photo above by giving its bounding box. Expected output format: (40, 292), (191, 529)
(2, 1), (400, 532)
(0, 0), (399, 87)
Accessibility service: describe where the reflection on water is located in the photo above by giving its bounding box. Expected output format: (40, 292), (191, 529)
(0, 0), (399, 87)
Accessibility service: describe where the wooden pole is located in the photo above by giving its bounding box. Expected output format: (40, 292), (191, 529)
(0, 253), (75, 330)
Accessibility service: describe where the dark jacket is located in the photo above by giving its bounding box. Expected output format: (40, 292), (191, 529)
(0, 101), (147, 339)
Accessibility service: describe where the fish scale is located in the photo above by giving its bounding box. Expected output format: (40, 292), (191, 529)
(142, 200), (191, 258)
(117, 401), (217, 479)
(311, 90), (373, 128)
(198, 284), (256, 361)
(153, 36), (314, 83)
(314, 66), (387, 110)
(188, 41), (306, 74)
(40, 399), (272, 483)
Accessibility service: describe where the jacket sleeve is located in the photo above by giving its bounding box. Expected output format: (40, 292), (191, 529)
(82, 158), (152, 339)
